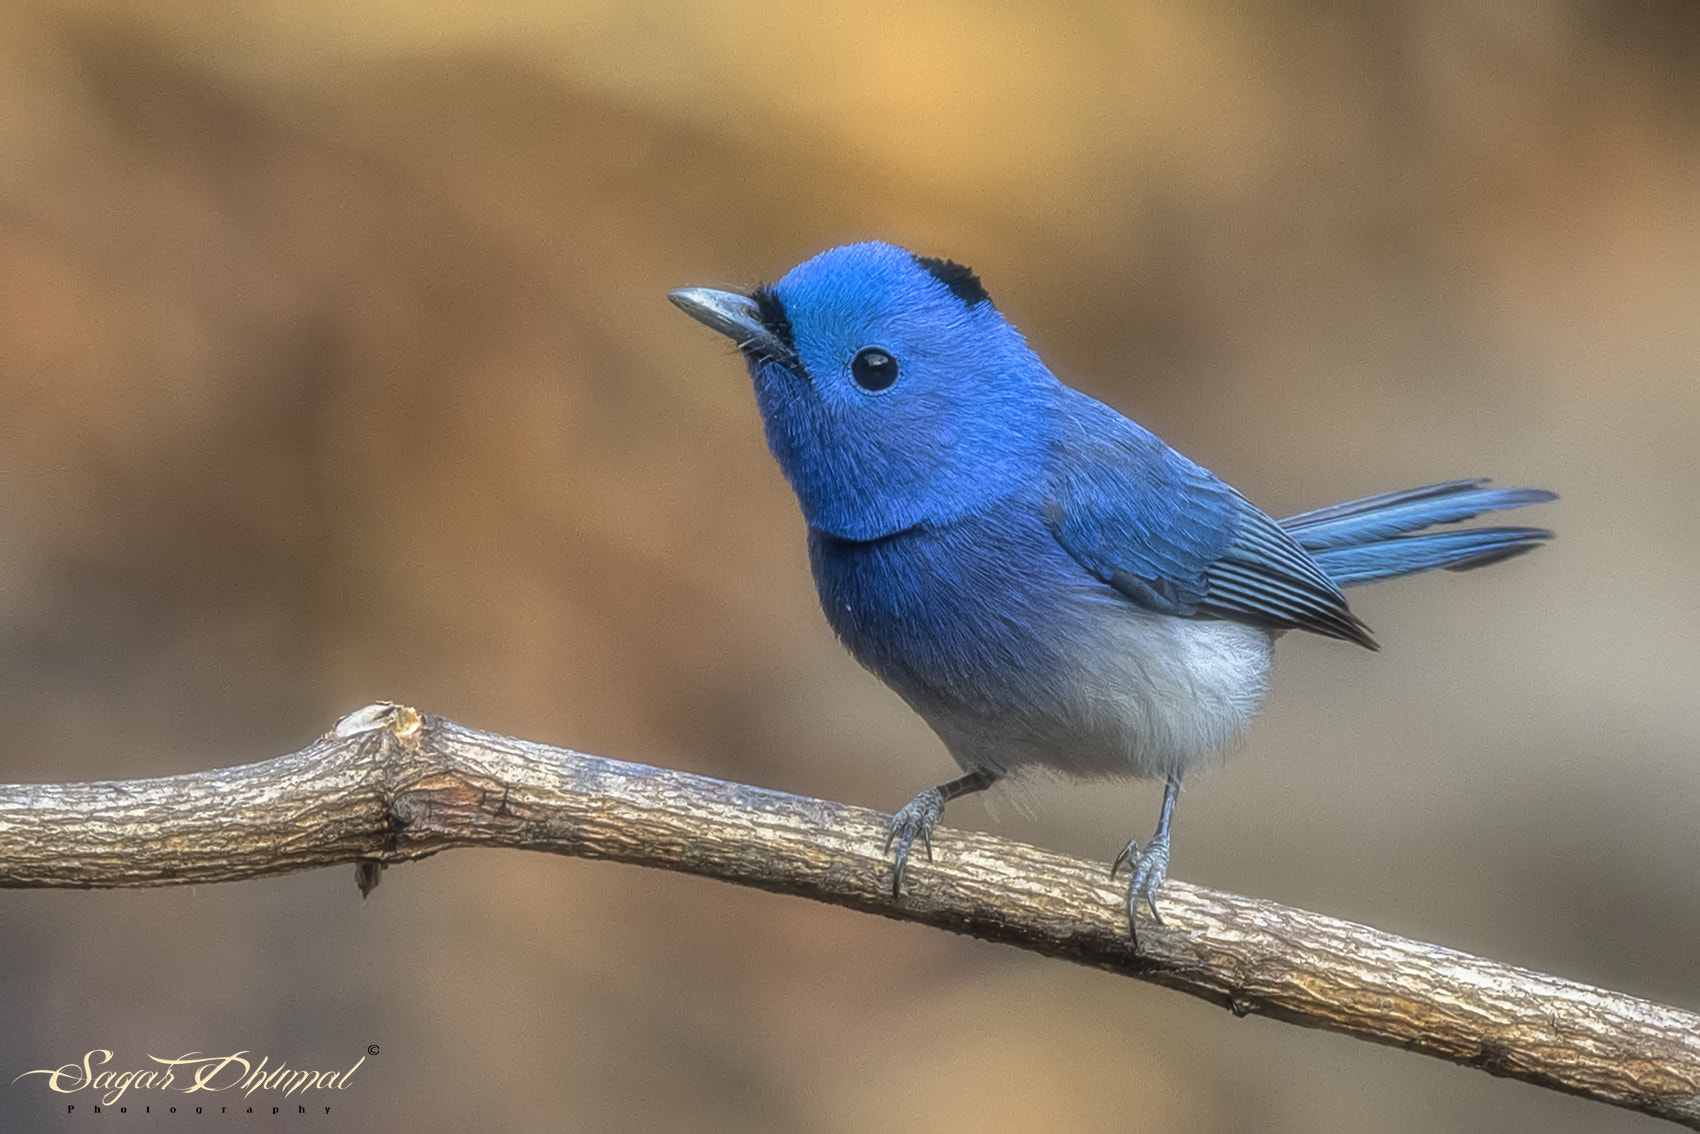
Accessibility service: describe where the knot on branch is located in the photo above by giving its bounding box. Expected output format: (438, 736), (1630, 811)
(334, 702), (431, 895)
(331, 701), (426, 748)
(331, 704), (536, 896)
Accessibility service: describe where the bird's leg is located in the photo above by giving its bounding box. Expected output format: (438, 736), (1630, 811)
(884, 769), (1001, 896)
(1112, 774), (1180, 940)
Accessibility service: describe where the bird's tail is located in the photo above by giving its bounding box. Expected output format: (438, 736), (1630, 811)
(1280, 479), (1556, 588)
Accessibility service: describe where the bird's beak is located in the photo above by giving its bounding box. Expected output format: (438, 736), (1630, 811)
(668, 287), (797, 366)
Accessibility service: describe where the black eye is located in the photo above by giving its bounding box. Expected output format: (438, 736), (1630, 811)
(851, 347), (899, 391)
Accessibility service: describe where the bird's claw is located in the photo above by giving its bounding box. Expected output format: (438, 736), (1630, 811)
(885, 787), (946, 896)
(1110, 833), (1171, 940)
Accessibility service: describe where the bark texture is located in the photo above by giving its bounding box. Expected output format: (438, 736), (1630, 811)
(2, 704), (1696, 1127)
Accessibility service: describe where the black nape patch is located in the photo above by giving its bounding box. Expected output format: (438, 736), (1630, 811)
(750, 285), (796, 352)
(913, 255), (992, 307)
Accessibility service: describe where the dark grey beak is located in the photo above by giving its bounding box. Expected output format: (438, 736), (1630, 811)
(669, 287), (797, 365)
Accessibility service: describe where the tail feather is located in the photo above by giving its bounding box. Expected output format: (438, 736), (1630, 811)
(1281, 479), (1556, 588)
(1311, 526), (1554, 587)
(1282, 479), (1558, 551)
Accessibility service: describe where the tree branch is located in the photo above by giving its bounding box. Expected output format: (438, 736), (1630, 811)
(2, 704), (1696, 1127)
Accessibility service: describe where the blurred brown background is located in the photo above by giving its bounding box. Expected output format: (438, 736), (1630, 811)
(1, 1), (1697, 1130)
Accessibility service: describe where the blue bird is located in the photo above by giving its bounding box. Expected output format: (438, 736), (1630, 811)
(670, 241), (1554, 935)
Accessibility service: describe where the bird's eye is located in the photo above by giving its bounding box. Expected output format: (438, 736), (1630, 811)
(851, 347), (899, 391)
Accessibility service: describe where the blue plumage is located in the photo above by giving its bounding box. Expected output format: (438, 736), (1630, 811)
(1280, 478), (1556, 586)
(670, 241), (1554, 936)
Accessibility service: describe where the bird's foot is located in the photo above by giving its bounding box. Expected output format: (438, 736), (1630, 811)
(1111, 831), (1171, 939)
(884, 787), (946, 896)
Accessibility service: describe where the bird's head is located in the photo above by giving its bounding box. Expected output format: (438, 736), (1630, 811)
(671, 242), (1057, 541)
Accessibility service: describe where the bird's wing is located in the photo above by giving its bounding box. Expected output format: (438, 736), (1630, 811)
(1045, 397), (1376, 648)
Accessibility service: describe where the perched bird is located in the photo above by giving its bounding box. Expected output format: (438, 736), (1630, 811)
(670, 241), (1554, 935)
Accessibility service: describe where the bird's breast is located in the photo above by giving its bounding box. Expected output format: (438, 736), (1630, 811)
(806, 508), (1273, 780)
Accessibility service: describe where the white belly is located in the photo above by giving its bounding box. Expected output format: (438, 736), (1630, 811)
(919, 610), (1274, 782)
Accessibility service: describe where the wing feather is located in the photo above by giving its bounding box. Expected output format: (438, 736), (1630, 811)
(1045, 392), (1375, 647)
